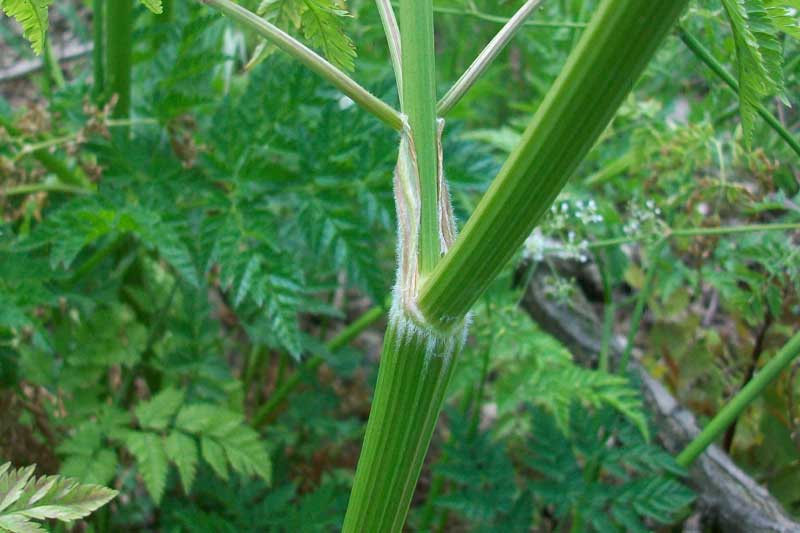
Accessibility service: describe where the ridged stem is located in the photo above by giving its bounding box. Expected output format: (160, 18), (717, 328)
(678, 26), (800, 158)
(677, 331), (800, 466)
(399, 0), (439, 274)
(107, 0), (133, 124)
(343, 309), (466, 531)
(417, 0), (690, 329)
(199, 0), (403, 130)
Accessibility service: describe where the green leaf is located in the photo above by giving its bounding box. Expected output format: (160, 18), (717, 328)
(165, 431), (199, 493)
(176, 404), (272, 483)
(139, 0), (163, 14)
(252, 0), (356, 71)
(201, 437), (229, 480)
(216, 425), (272, 482)
(0, 462), (116, 532)
(0, 0), (53, 55)
(258, 0), (303, 28)
(764, 0), (800, 38)
(60, 451), (118, 487)
(121, 431), (169, 503)
(135, 387), (186, 431)
(721, 0), (787, 146)
(300, 0), (356, 71)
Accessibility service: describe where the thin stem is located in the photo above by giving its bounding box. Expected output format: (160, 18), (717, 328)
(587, 222), (800, 249)
(677, 331), (800, 467)
(2, 182), (93, 197)
(252, 304), (386, 427)
(722, 314), (772, 452)
(92, 0), (105, 100)
(671, 223), (800, 238)
(0, 114), (90, 188)
(618, 239), (666, 374)
(399, 0), (439, 274)
(678, 26), (800, 158)
(375, 0), (402, 103)
(43, 36), (66, 90)
(427, 4), (587, 29)
(107, 0), (133, 123)
(418, 0), (690, 330)
(599, 253), (615, 372)
(438, 0), (544, 116)
(199, 0), (402, 131)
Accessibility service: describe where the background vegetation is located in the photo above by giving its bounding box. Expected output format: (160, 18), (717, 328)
(0, 0), (798, 530)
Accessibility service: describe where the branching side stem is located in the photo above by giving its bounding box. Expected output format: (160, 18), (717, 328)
(199, 0), (403, 131)
(438, 0), (545, 116)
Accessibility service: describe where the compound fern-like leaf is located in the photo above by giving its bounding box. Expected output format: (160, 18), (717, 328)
(0, 0), (53, 55)
(722, 0), (787, 146)
(0, 462), (116, 532)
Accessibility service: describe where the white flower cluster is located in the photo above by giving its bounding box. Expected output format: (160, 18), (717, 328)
(522, 198), (605, 264)
(523, 229), (590, 264)
(623, 199), (663, 237)
(548, 199), (604, 231)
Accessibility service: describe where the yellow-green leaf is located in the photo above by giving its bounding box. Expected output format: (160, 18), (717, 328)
(0, 0), (53, 55)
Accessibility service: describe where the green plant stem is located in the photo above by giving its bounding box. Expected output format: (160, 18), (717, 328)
(587, 222), (800, 249)
(2, 182), (93, 197)
(437, 0), (544, 117)
(418, 0), (690, 330)
(599, 254), (615, 372)
(92, 0), (105, 100)
(107, 0), (133, 123)
(677, 331), (800, 467)
(252, 304), (385, 427)
(399, 0), (439, 274)
(375, 0), (402, 102)
(343, 311), (465, 531)
(678, 26), (800, 159)
(43, 36), (66, 90)
(619, 239), (666, 374)
(426, 4), (587, 29)
(0, 116), (90, 188)
(199, 0), (403, 131)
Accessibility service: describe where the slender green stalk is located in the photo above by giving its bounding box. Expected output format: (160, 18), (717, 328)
(428, 4), (587, 29)
(677, 331), (800, 467)
(107, 0), (133, 123)
(678, 26), (800, 158)
(619, 239), (666, 374)
(588, 222), (800, 249)
(399, 0), (439, 274)
(2, 182), (93, 197)
(252, 304), (386, 427)
(43, 36), (66, 90)
(0, 116), (91, 188)
(375, 0), (402, 102)
(200, 0), (402, 131)
(672, 223), (800, 238)
(599, 254), (615, 372)
(418, 0), (690, 330)
(92, 0), (105, 100)
(438, 0), (543, 116)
